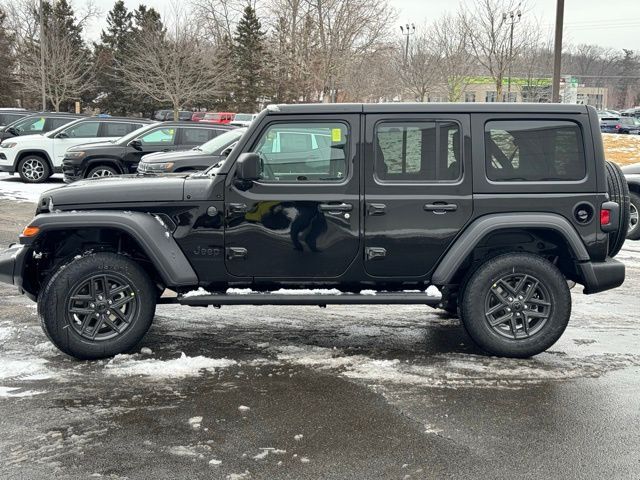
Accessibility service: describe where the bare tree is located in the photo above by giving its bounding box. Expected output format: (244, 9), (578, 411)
(190, 0), (255, 45)
(396, 31), (440, 102)
(118, 4), (223, 118)
(430, 14), (474, 102)
(461, 0), (535, 101)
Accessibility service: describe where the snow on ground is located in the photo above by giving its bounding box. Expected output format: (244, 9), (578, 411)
(602, 133), (640, 166)
(0, 173), (64, 202)
(104, 351), (237, 378)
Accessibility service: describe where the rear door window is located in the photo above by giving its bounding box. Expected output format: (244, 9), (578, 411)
(102, 122), (140, 137)
(181, 127), (218, 146)
(375, 121), (462, 182)
(485, 120), (586, 182)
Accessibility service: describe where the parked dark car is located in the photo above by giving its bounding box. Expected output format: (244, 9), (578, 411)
(617, 117), (640, 134)
(0, 113), (84, 143)
(138, 127), (246, 174)
(153, 109), (171, 121)
(621, 108), (640, 118)
(621, 164), (640, 239)
(158, 110), (194, 121)
(599, 116), (621, 133)
(62, 121), (236, 182)
(0, 109), (32, 127)
(0, 103), (629, 361)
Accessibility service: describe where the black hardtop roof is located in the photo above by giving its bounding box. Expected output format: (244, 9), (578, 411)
(266, 102), (592, 115)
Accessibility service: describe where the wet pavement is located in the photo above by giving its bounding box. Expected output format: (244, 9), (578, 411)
(0, 198), (639, 479)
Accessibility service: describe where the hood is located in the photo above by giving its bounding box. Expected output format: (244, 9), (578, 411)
(141, 149), (210, 163)
(42, 174), (189, 207)
(3, 133), (43, 143)
(621, 163), (640, 175)
(67, 141), (120, 151)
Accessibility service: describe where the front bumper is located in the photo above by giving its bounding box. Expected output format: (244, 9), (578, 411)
(0, 164), (14, 173)
(578, 258), (625, 294)
(0, 244), (28, 288)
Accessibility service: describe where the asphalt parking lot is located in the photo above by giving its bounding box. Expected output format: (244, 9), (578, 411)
(0, 192), (639, 480)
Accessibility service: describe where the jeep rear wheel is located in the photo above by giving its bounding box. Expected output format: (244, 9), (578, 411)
(627, 192), (640, 240)
(460, 253), (571, 358)
(605, 160), (630, 255)
(18, 155), (51, 183)
(38, 252), (156, 360)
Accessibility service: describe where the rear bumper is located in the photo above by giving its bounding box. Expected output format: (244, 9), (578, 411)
(0, 244), (28, 288)
(578, 258), (625, 294)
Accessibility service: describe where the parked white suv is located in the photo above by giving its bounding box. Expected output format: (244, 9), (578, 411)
(0, 116), (151, 183)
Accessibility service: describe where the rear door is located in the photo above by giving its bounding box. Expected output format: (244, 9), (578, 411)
(363, 113), (473, 278)
(177, 126), (220, 150)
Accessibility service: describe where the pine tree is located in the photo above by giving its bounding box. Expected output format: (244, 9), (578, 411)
(95, 1), (133, 115)
(209, 35), (236, 110)
(0, 9), (17, 106)
(233, 5), (268, 112)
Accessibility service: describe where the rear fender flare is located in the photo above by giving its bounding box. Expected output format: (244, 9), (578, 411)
(431, 213), (590, 285)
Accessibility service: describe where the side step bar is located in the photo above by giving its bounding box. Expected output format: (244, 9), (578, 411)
(177, 293), (442, 307)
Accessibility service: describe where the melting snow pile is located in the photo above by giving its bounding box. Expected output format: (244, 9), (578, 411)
(0, 173), (64, 202)
(105, 352), (236, 378)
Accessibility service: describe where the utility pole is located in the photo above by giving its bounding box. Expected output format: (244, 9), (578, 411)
(39, 0), (46, 111)
(400, 23), (415, 66)
(502, 9), (522, 101)
(552, 0), (565, 103)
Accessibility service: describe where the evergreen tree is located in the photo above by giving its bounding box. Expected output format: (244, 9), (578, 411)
(209, 35), (236, 110)
(233, 5), (268, 111)
(0, 9), (17, 106)
(95, 1), (133, 115)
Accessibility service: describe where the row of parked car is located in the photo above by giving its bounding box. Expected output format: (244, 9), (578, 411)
(152, 109), (257, 127)
(0, 111), (248, 183)
(598, 108), (640, 135)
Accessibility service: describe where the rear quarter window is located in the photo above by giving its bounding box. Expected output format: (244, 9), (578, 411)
(485, 120), (586, 182)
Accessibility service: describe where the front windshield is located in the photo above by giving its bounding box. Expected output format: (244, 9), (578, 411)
(198, 128), (246, 155)
(234, 114), (253, 121)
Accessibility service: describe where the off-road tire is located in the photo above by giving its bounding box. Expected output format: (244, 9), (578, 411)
(605, 160), (629, 256)
(460, 253), (571, 358)
(18, 155), (51, 183)
(627, 191), (640, 240)
(87, 165), (119, 179)
(38, 252), (156, 360)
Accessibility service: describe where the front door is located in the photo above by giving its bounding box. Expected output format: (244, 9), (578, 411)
(224, 115), (360, 278)
(53, 120), (101, 166)
(363, 113), (473, 278)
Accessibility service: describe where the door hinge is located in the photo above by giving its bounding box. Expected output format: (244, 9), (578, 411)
(226, 247), (248, 260)
(365, 247), (386, 261)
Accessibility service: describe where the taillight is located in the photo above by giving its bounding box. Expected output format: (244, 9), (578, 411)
(600, 208), (611, 226)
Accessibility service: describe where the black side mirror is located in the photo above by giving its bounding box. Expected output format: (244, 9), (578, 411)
(56, 131), (69, 139)
(129, 139), (143, 151)
(235, 153), (261, 181)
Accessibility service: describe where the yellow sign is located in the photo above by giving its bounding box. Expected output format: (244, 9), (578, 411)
(331, 128), (342, 142)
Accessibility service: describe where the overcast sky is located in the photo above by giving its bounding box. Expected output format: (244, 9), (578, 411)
(87, 0), (640, 51)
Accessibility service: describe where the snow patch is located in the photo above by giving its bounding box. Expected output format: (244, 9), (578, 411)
(105, 352), (236, 378)
(0, 357), (50, 380)
(183, 288), (212, 298)
(238, 405), (250, 413)
(0, 174), (64, 203)
(188, 416), (203, 429)
(0, 386), (45, 398)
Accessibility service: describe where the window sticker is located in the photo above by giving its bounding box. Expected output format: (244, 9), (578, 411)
(332, 128), (342, 143)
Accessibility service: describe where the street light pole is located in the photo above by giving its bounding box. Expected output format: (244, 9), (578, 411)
(39, 0), (46, 111)
(551, 0), (565, 103)
(502, 9), (522, 101)
(400, 23), (415, 66)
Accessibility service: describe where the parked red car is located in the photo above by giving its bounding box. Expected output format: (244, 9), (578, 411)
(191, 112), (207, 122)
(200, 112), (236, 124)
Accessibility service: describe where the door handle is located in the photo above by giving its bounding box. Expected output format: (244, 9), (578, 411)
(318, 203), (353, 212)
(424, 203), (458, 214)
(227, 203), (248, 214)
(226, 247), (247, 260)
(365, 247), (386, 261)
(367, 203), (386, 216)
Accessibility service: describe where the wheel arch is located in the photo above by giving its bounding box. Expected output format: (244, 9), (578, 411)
(16, 149), (54, 170)
(431, 213), (589, 287)
(22, 211), (198, 296)
(84, 157), (126, 176)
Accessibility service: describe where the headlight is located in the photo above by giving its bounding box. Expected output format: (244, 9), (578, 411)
(64, 151), (86, 159)
(0, 142), (17, 148)
(143, 162), (174, 172)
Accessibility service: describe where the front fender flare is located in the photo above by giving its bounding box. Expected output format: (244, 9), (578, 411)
(431, 213), (590, 285)
(25, 210), (198, 287)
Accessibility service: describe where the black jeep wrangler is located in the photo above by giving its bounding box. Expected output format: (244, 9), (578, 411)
(0, 103), (629, 360)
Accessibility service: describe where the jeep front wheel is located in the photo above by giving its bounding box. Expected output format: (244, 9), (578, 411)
(18, 155), (51, 183)
(87, 165), (119, 179)
(459, 253), (570, 358)
(38, 252), (156, 360)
